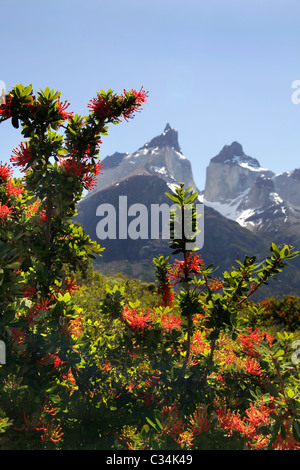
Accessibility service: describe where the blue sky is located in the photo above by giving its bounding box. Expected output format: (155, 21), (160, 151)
(1, 0), (299, 190)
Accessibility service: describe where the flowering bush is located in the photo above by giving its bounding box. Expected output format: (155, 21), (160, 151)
(258, 295), (300, 332)
(0, 84), (300, 450)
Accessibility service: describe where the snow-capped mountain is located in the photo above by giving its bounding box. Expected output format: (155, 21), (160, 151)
(88, 123), (198, 196)
(203, 141), (300, 234)
(75, 125), (300, 295)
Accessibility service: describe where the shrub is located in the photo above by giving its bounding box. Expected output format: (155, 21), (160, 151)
(259, 295), (300, 332)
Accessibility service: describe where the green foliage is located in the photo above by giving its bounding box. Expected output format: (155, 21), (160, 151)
(258, 295), (300, 332)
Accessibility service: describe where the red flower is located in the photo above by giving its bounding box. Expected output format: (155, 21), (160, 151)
(25, 200), (40, 217)
(10, 142), (32, 168)
(22, 285), (36, 299)
(56, 98), (72, 120)
(40, 419), (64, 443)
(161, 404), (185, 438)
(0, 161), (13, 180)
(88, 96), (114, 121)
(216, 407), (244, 435)
(82, 173), (97, 190)
(88, 87), (148, 123)
(62, 158), (85, 176)
(0, 202), (13, 220)
(272, 422), (300, 450)
(5, 180), (24, 198)
(13, 409), (44, 433)
(64, 277), (79, 294)
(168, 252), (204, 285)
(206, 277), (224, 292)
(189, 406), (211, 435)
(131, 87), (149, 105)
(245, 357), (262, 376)
(0, 94), (12, 119)
(121, 87), (149, 121)
(160, 312), (182, 332)
(53, 356), (65, 368)
(39, 210), (47, 222)
(122, 306), (152, 332)
(11, 327), (25, 344)
(245, 399), (272, 427)
(93, 160), (104, 176)
(156, 284), (176, 308)
(191, 330), (210, 356)
(81, 160), (104, 190)
(175, 431), (194, 447)
(238, 327), (273, 357)
(26, 296), (53, 324)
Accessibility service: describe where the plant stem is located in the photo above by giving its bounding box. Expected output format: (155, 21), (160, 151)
(181, 325), (192, 377)
(202, 332), (218, 388)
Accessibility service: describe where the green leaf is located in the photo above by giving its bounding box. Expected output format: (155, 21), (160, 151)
(292, 419), (300, 442)
(155, 417), (163, 430)
(279, 245), (290, 258)
(271, 243), (280, 256)
(165, 192), (179, 203)
(184, 192), (198, 204)
(145, 417), (158, 431)
(273, 349), (285, 358)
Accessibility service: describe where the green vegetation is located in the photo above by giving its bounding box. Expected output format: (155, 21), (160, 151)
(0, 84), (300, 450)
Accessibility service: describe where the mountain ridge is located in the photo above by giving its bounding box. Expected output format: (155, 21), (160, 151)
(74, 124), (300, 297)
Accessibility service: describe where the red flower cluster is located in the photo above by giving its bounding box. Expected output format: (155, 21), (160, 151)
(22, 285), (36, 299)
(188, 406), (211, 435)
(0, 201), (13, 221)
(59, 315), (83, 339)
(63, 277), (80, 294)
(60, 156), (103, 190)
(238, 327), (273, 357)
(272, 421), (300, 450)
(206, 277), (224, 292)
(161, 404), (185, 438)
(122, 306), (152, 332)
(0, 94), (12, 119)
(10, 142), (32, 168)
(245, 356), (262, 376)
(191, 330), (210, 356)
(0, 161), (13, 180)
(168, 252), (205, 285)
(25, 295), (54, 324)
(56, 98), (73, 120)
(88, 95), (114, 121)
(5, 180), (24, 198)
(155, 284), (176, 308)
(39, 210), (47, 222)
(160, 312), (182, 332)
(88, 87), (148, 123)
(121, 87), (149, 121)
(216, 399), (277, 449)
(40, 420), (64, 444)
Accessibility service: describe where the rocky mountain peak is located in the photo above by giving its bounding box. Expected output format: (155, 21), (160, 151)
(88, 124), (196, 195)
(102, 151), (128, 169)
(139, 123), (181, 153)
(211, 141), (261, 169)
